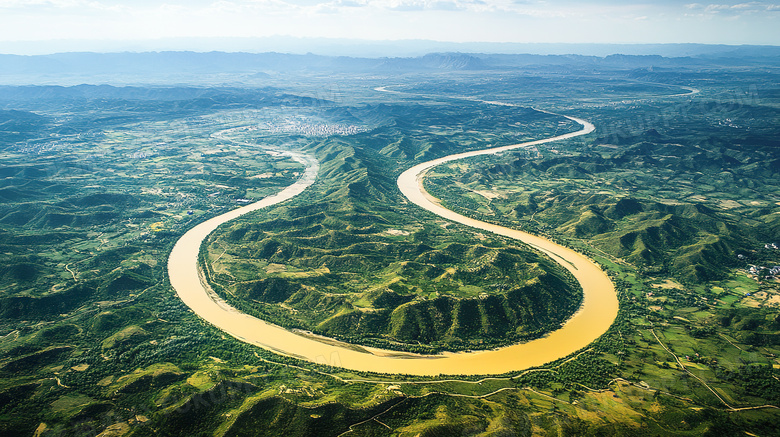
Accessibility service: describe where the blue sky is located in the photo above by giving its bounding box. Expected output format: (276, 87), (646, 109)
(0, 0), (777, 52)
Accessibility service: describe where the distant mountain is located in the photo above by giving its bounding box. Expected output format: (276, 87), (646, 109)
(0, 51), (490, 75)
(1, 47), (779, 85)
(3, 37), (780, 58)
(0, 109), (49, 146)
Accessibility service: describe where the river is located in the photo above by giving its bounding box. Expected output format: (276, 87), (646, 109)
(168, 117), (619, 376)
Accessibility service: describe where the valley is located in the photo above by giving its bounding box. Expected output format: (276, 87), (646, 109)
(0, 51), (778, 435)
(171, 102), (617, 375)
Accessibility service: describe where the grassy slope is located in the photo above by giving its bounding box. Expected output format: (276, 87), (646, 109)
(0, 74), (779, 436)
(427, 132), (780, 284)
(205, 104), (583, 353)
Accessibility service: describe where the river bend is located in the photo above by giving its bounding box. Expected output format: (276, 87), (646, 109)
(168, 116), (619, 376)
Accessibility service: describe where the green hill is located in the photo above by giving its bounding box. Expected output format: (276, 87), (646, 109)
(428, 137), (779, 284)
(205, 107), (583, 352)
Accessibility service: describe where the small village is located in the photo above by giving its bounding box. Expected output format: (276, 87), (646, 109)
(262, 117), (364, 137)
(745, 242), (780, 281)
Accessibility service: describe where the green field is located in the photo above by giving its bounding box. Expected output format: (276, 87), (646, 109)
(1, 53), (779, 436)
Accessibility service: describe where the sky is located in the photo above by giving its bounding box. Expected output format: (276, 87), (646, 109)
(0, 0), (778, 54)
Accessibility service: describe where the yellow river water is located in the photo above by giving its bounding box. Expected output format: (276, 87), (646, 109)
(168, 118), (619, 376)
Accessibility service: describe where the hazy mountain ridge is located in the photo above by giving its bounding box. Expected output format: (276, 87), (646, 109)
(4, 37), (779, 58)
(1, 46), (779, 85)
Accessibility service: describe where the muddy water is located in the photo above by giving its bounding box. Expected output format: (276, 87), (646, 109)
(169, 119), (619, 376)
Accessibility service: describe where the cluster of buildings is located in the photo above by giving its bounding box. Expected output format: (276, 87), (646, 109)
(716, 118), (741, 129)
(741, 243), (780, 280)
(128, 150), (156, 160)
(16, 139), (63, 155)
(263, 118), (364, 137)
(748, 265), (780, 279)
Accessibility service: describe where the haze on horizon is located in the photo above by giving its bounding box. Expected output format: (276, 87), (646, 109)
(0, 0), (778, 55)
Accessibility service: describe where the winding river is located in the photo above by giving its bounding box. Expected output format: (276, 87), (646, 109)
(168, 114), (619, 376)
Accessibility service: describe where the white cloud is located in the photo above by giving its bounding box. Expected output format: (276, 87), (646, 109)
(0, 0), (778, 47)
(380, 0), (567, 15)
(0, 0), (127, 12)
(684, 1), (780, 14)
(207, 0), (296, 13)
(0, 0), (92, 7)
(310, 0), (368, 14)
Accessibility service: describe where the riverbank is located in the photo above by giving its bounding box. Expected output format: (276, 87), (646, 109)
(168, 115), (618, 376)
